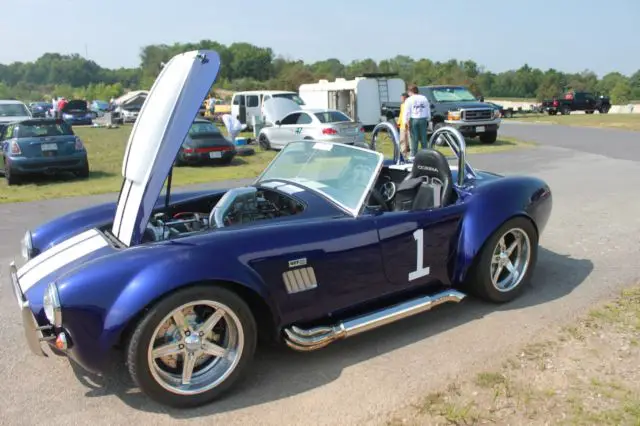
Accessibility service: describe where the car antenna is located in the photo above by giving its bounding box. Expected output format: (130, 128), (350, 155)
(164, 166), (173, 209)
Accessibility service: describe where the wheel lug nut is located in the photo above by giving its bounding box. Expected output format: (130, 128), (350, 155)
(185, 331), (190, 336)
(179, 344), (184, 349)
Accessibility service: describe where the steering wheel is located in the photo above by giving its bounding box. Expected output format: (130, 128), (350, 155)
(366, 175), (396, 211)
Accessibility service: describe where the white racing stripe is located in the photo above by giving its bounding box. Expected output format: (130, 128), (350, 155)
(17, 231), (109, 293)
(18, 229), (99, 277)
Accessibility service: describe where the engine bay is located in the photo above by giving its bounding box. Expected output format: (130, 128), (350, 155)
(142, 186), (304, 243)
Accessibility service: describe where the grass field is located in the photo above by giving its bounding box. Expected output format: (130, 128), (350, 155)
(0, 125), (530, 204)
(514, 113), (640, 131)
(388, 285), (640, 425)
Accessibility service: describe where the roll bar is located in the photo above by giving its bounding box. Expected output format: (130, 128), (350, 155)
(370, 121), (477, 186)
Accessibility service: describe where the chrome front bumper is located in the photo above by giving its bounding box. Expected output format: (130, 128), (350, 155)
(9, 262), (48, 357)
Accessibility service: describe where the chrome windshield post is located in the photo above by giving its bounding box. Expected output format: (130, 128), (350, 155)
(428, 126), (477, 186)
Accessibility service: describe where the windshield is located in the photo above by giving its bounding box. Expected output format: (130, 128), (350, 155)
(93, 101), (109, 109)
(314, 111), (351, 123)
(272, 93), (306, 106)
(15, 121), (74, 137)
(188, 121), (221, 136)
(257, 141), (382, 215)
(0, 103), (30, 117)
(426, 87), (478, 102)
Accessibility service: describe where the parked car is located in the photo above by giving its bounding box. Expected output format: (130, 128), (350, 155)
(89, 100), (110, 117)
(28, 102), (53, 118)
(175, 118), (237, 166)
(9, 50), (552, 409)
(1, 118), (89, 185)
(116, 104), (141, 123)
(418, 85), (502, 144)
(258, 98), (366, 150)
(541, 91), (611, 115)
(0, 100), (32, 130)
(61, 100), (94, 125)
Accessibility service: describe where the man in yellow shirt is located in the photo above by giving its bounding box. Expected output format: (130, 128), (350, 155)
(397, 92), (410, 158)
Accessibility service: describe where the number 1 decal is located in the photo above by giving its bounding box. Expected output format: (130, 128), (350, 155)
(409, 229), (431, 281)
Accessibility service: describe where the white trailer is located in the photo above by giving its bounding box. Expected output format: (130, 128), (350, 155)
(298, 74), (406, 127)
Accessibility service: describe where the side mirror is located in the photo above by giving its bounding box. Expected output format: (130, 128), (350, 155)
(275, 120), (281, 126)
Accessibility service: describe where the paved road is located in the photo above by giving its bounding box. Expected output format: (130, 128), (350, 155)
(1, 124), (639, 425)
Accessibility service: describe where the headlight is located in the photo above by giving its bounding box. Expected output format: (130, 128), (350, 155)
(43, 282), (62, 327)
(447, 111), (461, 121)
(493, 109), (502, 118)
(21, 230), (33, 261)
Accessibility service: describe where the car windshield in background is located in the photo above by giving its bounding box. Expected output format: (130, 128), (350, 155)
(427, 87), (478, 102)
(188, 121), (222, 136)
(314, 111), (351, 123)
(94, 101), (109, 109)
(257, 141), (382, 214)
(0, 104), (30, 117)
(272, 93), (306, 105)
(15, 121), (74, 138)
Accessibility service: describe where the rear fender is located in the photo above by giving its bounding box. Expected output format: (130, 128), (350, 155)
(452, 177), (549, 284)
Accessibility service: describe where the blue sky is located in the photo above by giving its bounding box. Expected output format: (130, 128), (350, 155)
(1, 0), (638, 76)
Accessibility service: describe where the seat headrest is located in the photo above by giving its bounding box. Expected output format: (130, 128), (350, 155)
(410, 149), (452, 185)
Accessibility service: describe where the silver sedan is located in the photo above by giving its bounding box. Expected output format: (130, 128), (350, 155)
(258, 99), (366, 150)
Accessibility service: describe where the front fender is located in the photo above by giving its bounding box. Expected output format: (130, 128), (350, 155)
(57, 242), (277, 372)
(29, 189), (227, 252)
(452, 176), (552, 284)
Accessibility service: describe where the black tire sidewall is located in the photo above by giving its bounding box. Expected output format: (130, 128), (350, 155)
(467, 216), (538, 303)
(126, 285), (257, 408)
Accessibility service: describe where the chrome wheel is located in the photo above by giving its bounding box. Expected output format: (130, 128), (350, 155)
(147, 300), (244, 396)
(490, 228), (531, 292)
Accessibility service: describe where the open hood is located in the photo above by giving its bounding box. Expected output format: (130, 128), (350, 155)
(62, 100), (88, 112)
(263, 98), (302, 124)
(111, 50), (221, 247)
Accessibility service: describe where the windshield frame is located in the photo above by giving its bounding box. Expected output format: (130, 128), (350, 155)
(254, 141), (383, 217)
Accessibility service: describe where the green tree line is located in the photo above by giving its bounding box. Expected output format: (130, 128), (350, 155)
(1, 40), (639, 104)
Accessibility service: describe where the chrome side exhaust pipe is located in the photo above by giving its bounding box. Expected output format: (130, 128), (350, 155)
(283, 289), (466, 351)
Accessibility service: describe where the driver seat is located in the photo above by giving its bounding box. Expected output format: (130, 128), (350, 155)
(393, 149), (455, 211)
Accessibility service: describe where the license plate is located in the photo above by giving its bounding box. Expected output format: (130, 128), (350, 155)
(476, 126), (485, 132)
(209, 152), (222, 158)
(41, 143), (58, 151)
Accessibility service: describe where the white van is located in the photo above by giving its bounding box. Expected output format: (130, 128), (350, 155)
(231, 90), (305, 127)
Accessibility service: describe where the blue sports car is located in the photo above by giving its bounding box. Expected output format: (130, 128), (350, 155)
(8, 50), (552, 408)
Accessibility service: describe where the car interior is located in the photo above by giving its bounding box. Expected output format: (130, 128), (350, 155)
(367, 148), (458, 212)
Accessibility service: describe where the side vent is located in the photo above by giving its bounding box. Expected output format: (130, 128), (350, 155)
(283, 267), (318, 294)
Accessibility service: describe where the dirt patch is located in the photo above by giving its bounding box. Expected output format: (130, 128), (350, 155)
(387, 287), (640, 425)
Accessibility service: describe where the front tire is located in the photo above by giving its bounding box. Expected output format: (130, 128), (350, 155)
(126, 285), (257, 408)
(464, 216), (538, 303)
(479, 131), (497, 144)
(258, 133), (271, 150)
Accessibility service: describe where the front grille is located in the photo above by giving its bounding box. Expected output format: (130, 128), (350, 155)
(463, 109), (492, 121)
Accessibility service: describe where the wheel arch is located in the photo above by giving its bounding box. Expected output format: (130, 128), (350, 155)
(452, 211), (540, 284)
(115, 279), (278, 350)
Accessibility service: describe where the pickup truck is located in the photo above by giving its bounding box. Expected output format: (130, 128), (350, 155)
(541, 92), (611, 115)
(417, 85), (502, 144)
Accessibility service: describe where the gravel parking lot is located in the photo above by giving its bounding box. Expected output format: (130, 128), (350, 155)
(1, 122), (639, 425)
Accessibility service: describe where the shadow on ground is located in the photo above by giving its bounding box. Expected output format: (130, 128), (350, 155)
(68, 246), (592, 417)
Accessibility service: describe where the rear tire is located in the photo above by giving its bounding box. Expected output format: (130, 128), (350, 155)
(75, 161), (90, 179)
(126, 285), (257, 408)
(464, 216), (538, 303)
(3, 161), (19, 185)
